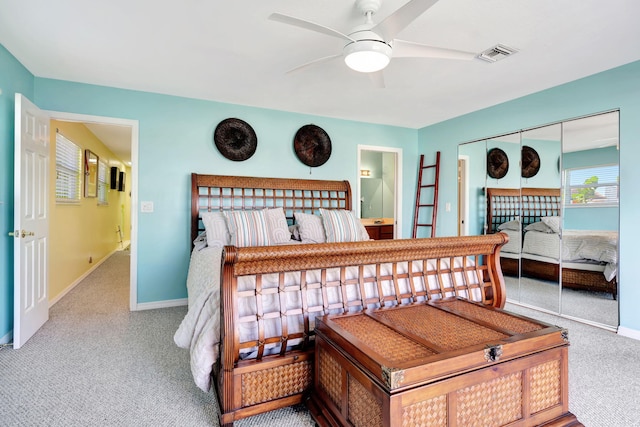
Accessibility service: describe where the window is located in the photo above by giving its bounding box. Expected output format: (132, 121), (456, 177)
(564, 164), (619, 207)
(55, 132), (82, 203)
(97, 160), (108, 205)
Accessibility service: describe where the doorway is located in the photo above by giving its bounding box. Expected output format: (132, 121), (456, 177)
(48, 111), (138, 311)
(357, 145), (402, 238)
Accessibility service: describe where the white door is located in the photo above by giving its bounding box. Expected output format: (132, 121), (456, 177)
(12, 94), (50, 349)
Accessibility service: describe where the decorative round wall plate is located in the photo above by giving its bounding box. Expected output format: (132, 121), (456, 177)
(293, 124), (332, 167)
(487, 147), (509, 179)
(521, 146), (541, 178)
(214, 118), (257, 161)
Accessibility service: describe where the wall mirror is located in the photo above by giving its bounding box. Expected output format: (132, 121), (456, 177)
(84, 149), (99, 198)
(458, 111), (619, 329)
(560, 112), (619, 327)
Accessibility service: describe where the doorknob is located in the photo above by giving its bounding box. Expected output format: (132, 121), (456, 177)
(8, 230), (34, 238)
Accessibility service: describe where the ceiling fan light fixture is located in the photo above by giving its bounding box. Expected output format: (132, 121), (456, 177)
(344, 40), (392, 73)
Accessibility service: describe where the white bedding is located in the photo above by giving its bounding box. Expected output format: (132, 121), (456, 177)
(521, 229), (617, 281)
(174, 244), (483, 392)
(499, 229), (521, 254)
(174, 247), (222, 392)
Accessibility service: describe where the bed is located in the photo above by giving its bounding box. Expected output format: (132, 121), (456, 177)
(175, 173), (509, 427)
(487, 187), (618, 299)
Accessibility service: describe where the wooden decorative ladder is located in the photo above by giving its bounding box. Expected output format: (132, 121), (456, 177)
(412, 152), (441, 238)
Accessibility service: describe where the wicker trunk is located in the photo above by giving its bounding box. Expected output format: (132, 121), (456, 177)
(308, 298), (582, 427)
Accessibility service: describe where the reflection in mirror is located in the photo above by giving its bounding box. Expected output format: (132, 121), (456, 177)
(517, 124), (562, 314)
(560, 112), (619, 328)
(458, 112), (619, 330)
(485, 133), (522, 303)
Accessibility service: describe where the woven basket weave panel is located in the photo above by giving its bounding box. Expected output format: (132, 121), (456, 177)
(402, 395), (447, 427)
(374, 305), (508, 351)
(332, 315), (435, 364)
(318, 347), (342, 409)
(348, 375), (383, 427)
(241, 360), (312, 406)
(456, 371), (523, 426)
(529, 360), (561, 413)
(564, 268), (614, 290)
(437, 299), (543, 334)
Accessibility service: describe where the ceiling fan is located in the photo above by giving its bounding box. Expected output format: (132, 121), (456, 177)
(269, 0), (476, 87)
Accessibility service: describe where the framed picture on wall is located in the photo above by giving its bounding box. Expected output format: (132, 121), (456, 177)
(84, 150), (99, 198)
(118, 171), (126, 192)
(110, 166), (120, 190)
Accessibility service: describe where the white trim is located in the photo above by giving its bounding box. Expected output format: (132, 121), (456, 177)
(48, 248), (118, 307)
(135, 298), (188, 311)
(45, 110), (139, 311)
(458, 154), (470, 236)
(1, 330), (12, 345)
(617, 326), (640, 341)
(357, 145), (403, 238)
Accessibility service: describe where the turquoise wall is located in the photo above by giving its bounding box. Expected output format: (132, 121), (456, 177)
(31, 79), (418, 304)
(0, 45), (35, 342)
(419, 60), (640, 333)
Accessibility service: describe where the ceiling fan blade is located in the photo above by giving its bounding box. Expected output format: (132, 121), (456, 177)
(285, 54), (343, 74)
(368, 71), (385, 89)
(392, 39), (476, 60)
(269, 13), (355, 43)
(372, 0), (440, 41)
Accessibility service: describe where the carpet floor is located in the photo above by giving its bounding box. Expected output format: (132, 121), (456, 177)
(1, 250), (639, 426)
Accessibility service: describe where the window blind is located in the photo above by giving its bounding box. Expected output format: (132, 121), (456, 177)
(564, 164), (619, 206)
(98, 160), (108, 205)
(55, 132), (82, 202)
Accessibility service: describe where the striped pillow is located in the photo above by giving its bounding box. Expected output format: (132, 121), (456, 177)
(224, 210), (270, 247)
(320, 209), (364, 243)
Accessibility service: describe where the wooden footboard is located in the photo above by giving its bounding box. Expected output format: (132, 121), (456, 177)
(215, 234), (508, 426)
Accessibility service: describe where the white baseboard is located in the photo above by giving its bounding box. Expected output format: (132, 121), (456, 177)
(1, 330), (13, 345)
(49, 248), (117, 307)
(133, 298), (188, 311)
(617, 326), (640, 341)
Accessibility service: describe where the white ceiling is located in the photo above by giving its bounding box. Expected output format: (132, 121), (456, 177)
(2, 0), (639, 157)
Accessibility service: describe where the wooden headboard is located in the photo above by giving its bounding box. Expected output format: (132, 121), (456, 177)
(486, 187), (561, 233)
(191, 173), (352, 245)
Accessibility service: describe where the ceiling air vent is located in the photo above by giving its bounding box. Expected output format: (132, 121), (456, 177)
(478, 44), (518, 63)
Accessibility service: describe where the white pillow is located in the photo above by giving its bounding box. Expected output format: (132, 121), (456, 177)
(320, 209), (370, 243)
(541, 216), (561, 234)
(498, 219), (520, 231)
(223, 210), (270, 247)
(201, 211), (231, 248)
(524, 221), (554, 234)
(264, 207), (291, 244)
(294, 212), (326, 244)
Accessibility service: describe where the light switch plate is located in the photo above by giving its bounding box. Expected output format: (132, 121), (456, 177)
(141, 201), (154, 213)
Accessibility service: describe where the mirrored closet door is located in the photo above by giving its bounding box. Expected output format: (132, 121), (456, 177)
(560, 112), (619, 327)
(457, 112), (619, 329)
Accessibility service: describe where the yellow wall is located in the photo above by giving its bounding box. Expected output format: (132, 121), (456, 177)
(49, 120), (130, 301)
